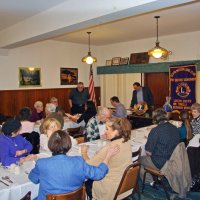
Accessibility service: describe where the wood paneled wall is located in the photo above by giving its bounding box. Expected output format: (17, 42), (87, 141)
(0, 87), (100, 117)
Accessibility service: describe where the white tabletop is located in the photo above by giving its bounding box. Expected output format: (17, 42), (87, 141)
(2, 122), (177, 200)
(34, 119), (85, 134)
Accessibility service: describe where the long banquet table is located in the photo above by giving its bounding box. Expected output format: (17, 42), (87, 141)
(0, 120), (181, 199)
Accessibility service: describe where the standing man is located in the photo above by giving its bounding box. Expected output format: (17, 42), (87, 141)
(130, 82), (154, 116)
(110, 96), (127, 118)
(69, 82), (90, 114)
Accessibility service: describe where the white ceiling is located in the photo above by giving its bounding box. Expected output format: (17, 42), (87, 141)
(0, 0), (67, 31)
(53, 1), (200, 45)
(0, 0), (199, 47)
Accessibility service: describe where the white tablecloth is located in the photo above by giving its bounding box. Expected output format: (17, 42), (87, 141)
(1, 121), (180, 200)
(34, 120), (85, 134)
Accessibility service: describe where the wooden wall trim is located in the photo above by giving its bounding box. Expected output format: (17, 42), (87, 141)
(0, 87), (100, 117)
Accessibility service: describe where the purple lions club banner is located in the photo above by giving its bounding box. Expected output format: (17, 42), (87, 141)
(169, 64), (196, 112)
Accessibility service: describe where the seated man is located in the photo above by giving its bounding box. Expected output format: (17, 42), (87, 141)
(140, 108), (180, 182)
(86, 107), (111, 141)
(110, 96), (127, 118)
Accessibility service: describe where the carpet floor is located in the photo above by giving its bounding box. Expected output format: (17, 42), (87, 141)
(126, 181), (200, 200)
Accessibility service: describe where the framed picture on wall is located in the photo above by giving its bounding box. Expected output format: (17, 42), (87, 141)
(60, 68), (78, 85)
(129, 52), (149, 64)
(120, 57), (129, 65)
(105, 60), (112, 66)
(112, 57), (121, 66)
(19, 67), (41, 87)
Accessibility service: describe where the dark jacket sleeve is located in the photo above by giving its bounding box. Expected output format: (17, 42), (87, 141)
(130, 90), (137, 108)
(143, 87), (154, 106)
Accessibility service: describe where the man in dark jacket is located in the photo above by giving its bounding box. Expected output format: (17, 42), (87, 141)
(130, 82), (154, 116)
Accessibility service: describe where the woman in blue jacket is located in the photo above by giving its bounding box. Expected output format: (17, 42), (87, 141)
(29, 130), (119, 200)
(0, 118), (34, 166)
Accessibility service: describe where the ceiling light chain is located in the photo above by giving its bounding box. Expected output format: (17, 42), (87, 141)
(82, 32), (97, 65)
(148, 16), (170, 59)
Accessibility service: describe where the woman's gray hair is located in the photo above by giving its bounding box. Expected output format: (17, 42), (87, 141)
(152, 108), (168, 124)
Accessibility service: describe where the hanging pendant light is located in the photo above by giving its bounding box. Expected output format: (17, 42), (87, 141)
(148, 16), (169, 59)
(82, 32), (97, 64)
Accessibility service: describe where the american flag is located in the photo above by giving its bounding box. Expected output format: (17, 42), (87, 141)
(88, 64), (96, 104)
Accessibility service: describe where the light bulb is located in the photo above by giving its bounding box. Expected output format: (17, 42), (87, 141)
(29, 67), (35, 71)
(86, 56), (94, 64)
(152, 49), (163, 59)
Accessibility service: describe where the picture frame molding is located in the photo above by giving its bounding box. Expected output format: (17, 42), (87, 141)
(112, 57), (121, 66)
(19, 67), (41, 87)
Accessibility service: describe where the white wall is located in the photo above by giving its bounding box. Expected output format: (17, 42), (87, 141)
(96, 31), (200, 105)
(0, 30), (200, 104)
(0, 40), (99, 90)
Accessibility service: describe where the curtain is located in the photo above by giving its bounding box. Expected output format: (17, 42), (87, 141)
(100, 73), (141, 108)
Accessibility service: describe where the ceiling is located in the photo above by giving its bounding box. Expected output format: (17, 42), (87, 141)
(53, 1), (200, 45)
(0, 0), (67, 31)
(0, 0), (199, 47)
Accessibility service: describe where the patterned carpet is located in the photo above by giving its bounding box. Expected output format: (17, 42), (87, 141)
(126, 181), (200, 200)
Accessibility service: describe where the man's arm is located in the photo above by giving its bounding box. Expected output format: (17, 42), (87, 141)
(68, 99), (72, 108)
(146, 87), (154, 106)
(68, 89), (74, 108)
(130, 91), (137, 108)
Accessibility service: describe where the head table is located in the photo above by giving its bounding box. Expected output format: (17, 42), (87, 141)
(0, 120), (181, 200)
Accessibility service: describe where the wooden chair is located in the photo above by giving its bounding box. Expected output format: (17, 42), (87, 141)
(67, 127), (85, 144)
(142, 166), (170, 200)
(46, 185), (85, 200)
(113, 162), (141, 200)
(132, 147), (142, 163)
(20, 191), (31, 200)
(67, 127), (82, 138)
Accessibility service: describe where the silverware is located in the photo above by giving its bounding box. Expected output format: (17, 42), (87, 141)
(0, 180), (9, 186)
(2, 176), (13, 183)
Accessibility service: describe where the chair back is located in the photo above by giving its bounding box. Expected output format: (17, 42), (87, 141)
(132, 147), (142, 162)
(67, 127), (82, 138)
(46, 185), (85, 200)
(20, 191), (31, 200)
(113, 162), (141, 200)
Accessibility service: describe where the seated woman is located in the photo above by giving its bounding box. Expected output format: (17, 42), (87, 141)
(40, 118), (77, 153)
(0, 118), (35, 166)
(29, 101), (45, 123)
(178, 110), (193, 146)
(81, 118), (132, 200)
(18, 107), (40, 154)
(18, 107), (35, 134)
(191, 103), (200, 135)
(66, 100), (97, 126)
(29, 130), (119, 200)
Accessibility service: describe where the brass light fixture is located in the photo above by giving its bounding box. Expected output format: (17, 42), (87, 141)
(82, 32), (97, 64)
(148, 16), (169, 59)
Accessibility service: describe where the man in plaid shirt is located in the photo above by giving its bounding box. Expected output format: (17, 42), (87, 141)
(86, 107), (111, 141)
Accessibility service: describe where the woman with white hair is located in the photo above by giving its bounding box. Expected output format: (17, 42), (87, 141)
(29, 101), (45, 123)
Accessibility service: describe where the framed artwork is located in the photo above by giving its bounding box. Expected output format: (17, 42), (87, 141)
(112, 57), (121, 66)
(120, 57), (129, 65)
(129, 52), (149, 64)
(60, 68), (78, 85)
(19, 67), (41, 87)
(105, 60), (112, 66)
